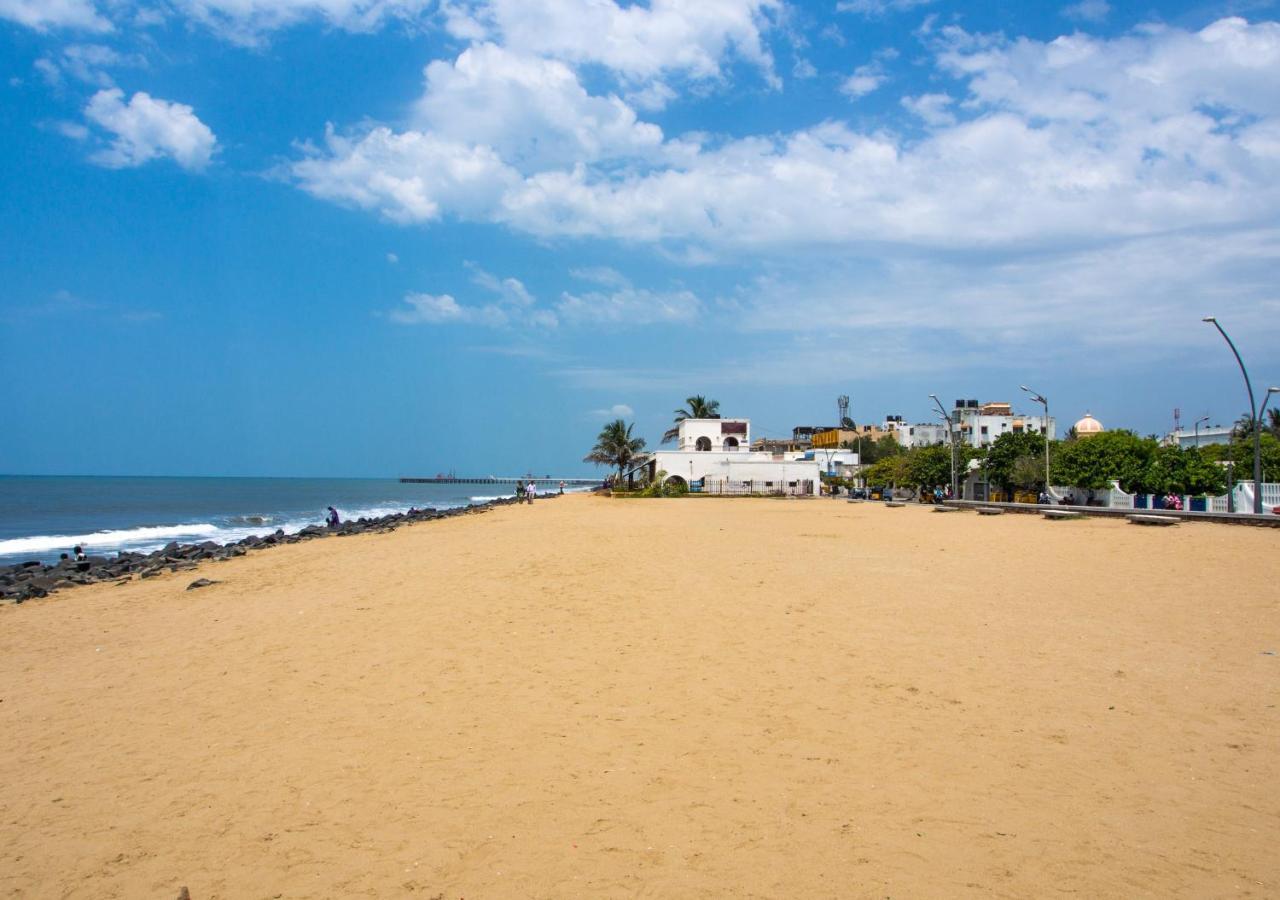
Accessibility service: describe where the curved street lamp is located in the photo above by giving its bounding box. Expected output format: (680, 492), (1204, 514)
(928, 394), (959, 500)
(1202, 317), (1271, 514)
(1262, 386), (1280, 422)
(1193, 415), (1210, 449)
(1020, 385), (1051, 501)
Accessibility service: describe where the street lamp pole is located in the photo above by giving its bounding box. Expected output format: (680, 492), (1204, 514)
(1202, 317), (1266, 514)
(929, 394), (958, 500)
(1020, 385), (1051, 501)
(1193, 415), (1209, 449)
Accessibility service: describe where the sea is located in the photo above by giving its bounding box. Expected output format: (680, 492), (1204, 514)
(0, 476), (588, 566)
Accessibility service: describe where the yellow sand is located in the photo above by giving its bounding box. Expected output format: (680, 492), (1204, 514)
(1, 495), (1277, 899)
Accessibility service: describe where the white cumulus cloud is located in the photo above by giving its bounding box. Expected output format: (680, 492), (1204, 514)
(414, 43), (667, 170)
(841, 63), (886, 97)
(83, 88), (216, 170)
(290, 125), (518, 224)
(390, 292), (480, 324)
(443, 0), (780, 83)
(0, 0), (111, 32)
(389, 266), (556, 328)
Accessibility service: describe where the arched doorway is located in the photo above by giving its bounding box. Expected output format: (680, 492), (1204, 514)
(695, 436), (712, 451)
(723, 436), (739, 451)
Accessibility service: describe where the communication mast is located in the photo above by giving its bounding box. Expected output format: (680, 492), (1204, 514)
(837, 395), (850, 427)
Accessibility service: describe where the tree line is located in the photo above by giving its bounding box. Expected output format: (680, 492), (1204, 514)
(860, 424), (1280, 496)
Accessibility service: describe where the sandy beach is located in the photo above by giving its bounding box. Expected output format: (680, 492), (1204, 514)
(1, 494), (1277, 899)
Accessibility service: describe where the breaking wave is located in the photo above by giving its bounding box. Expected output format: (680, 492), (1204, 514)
(0, 523), (222, 557)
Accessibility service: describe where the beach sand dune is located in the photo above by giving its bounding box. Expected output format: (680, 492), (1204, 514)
(1, 496), (1277, 898)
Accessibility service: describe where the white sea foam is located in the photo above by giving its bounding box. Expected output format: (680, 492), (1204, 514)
(0, 523), (222, 557)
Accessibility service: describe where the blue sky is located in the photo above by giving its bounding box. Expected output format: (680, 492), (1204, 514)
(2, 0), (1278, 477)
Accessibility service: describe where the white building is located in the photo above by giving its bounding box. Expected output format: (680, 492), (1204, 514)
(896, 400), (1056, 450)
(1163, 425), (1232, 449)
(802, 448), (861, 476)
(673, 417), (751, 452)
(897, 422), (949, 448)
(648, 418), (822, 496)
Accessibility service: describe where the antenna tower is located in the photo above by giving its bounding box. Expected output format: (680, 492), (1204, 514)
(837, 395), (850, 427)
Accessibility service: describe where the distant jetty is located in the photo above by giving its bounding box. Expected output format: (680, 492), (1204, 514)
(399, 476), (599, 485)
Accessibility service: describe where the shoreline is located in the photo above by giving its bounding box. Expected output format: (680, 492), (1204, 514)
(0, 491), (565, 604)
(1, 495), (1276, 897)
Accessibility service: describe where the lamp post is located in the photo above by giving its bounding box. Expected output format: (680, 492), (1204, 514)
(1020, 385), (1051, 502)
(1202, 317), (1271, 514)
(1193, 415), (1210, 449)
(929, 394), (959, 500)
(1258, 387), (1280, 506)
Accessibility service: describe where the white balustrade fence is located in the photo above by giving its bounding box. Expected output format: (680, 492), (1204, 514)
(1097, 481), (1278, 514)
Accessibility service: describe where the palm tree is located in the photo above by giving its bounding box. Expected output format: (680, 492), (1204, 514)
(1269, 408), (1280, 438)
(661, 395), (720, 444)
(1233, 412), (1257, 440)
(584, 419), (647, 484)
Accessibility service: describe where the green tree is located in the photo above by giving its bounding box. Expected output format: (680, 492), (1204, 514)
(1011, 456), (1045, 489)
(1222, 432), (1280, 482)
(982, 431), (1047, 492)
(1142, 445), (1226, 496)
(1050, 430), (1157, 492)
(1269, 408), (1280, 439)
(584, 419), (647, 483)
(865, 455), (912, 488)
(661, 395), (720, 444)
(854, 434), (905, 465)
(908, 444), (954, 487)
(1182, 448), (1228, 495)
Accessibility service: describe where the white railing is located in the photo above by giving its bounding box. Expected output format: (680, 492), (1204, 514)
(1056, 483), (1277, 514)
(1107, 481), (1134, 509)
(1230, 483), (1280, 513)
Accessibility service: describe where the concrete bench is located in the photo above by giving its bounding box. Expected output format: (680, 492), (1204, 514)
(1127, 514), (1178, 527)
(976, 507), (1004, 516)
(933, 505), (960, 513)
(1043, 510), (1084, 520)
(884, 501), (906, 508)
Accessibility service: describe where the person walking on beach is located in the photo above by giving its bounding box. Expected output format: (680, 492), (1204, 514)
(525, 480), (536, 503)
(326, 506), (340, 527)
(558, 481), (566, 494)
(515, 480), (525, 504)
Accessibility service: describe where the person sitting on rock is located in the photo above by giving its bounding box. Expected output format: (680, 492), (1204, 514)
(74, 545), (87, 561)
